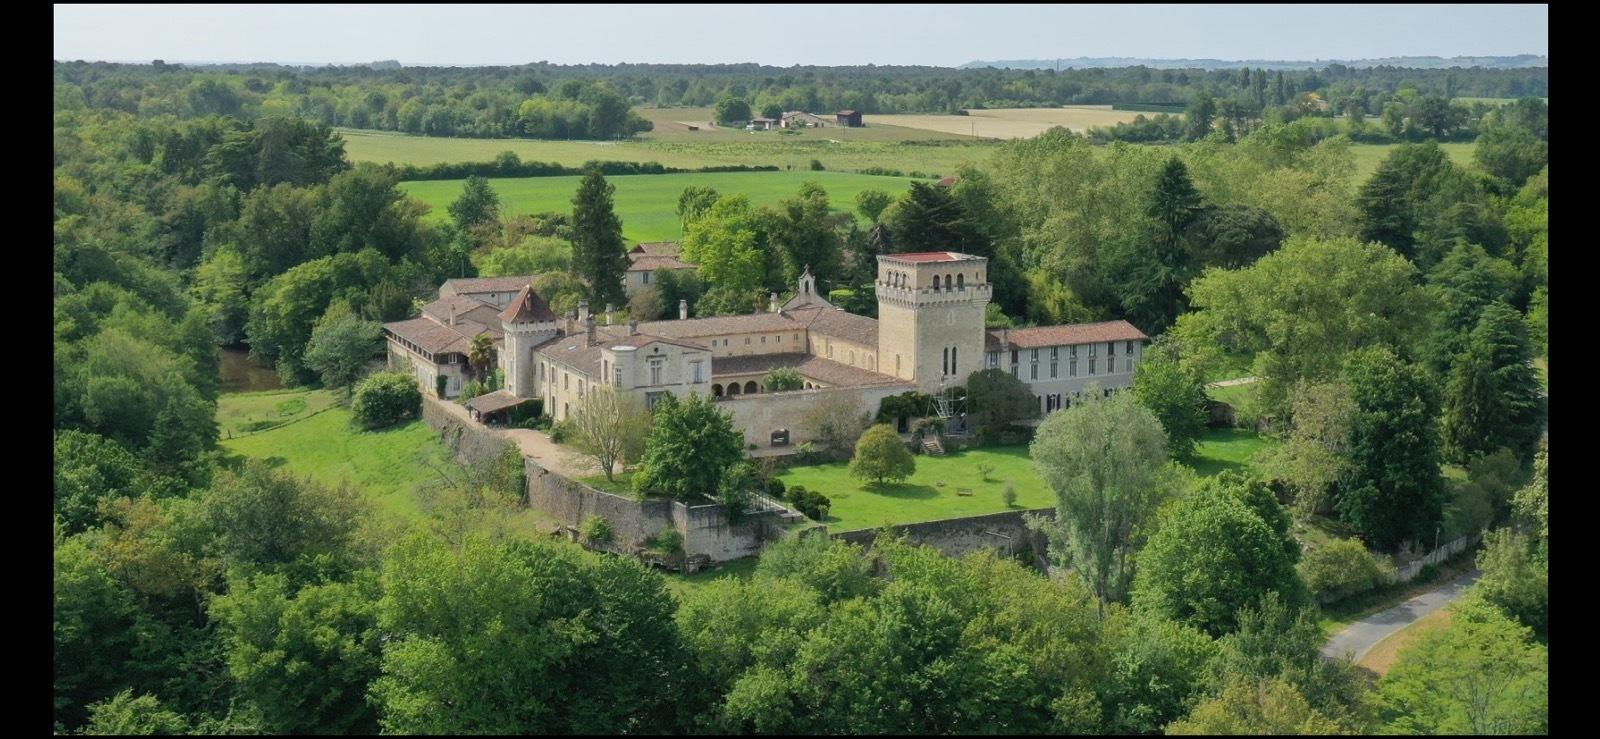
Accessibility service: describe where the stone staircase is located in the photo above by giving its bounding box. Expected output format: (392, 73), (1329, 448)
(922, 438), (946, 456)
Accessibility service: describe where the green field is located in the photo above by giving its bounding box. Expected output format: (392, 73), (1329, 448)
(220, 397), (442, 518)
(1188, 427), (1279, 478)
(775, 445), (1055, 533)
(217, 388), (340, 439)
(401, 171), (928, 243)
(1350, 141), (1474, 180)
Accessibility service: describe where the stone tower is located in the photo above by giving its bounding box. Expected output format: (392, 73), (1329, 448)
(497, 284), (559, 398)
(874, 252), (991, 392)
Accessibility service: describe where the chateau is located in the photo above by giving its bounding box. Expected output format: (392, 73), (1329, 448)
(384, 252), (1148, 448)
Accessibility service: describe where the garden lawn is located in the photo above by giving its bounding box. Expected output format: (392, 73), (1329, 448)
(221, 405), (439, 518)
(1187, 427), (1278, 478)
(399, 170), (926, 243)
(216, 388), (340, 439)
(776, 445), (1054, 533)
(662, 555), (760, 600)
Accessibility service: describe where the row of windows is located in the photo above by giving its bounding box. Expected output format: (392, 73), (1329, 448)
(711, 333), (800, 348)
(995, 355), (1137, 379)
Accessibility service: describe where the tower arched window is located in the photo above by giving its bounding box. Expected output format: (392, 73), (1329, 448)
(957, 273), (964, 289)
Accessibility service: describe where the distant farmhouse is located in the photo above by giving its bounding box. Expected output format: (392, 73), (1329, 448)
(782, 111), (830, 128)
(385, 253), (1146, 447)
(624, 242), (695, 296)
(836, 109), (864, 127)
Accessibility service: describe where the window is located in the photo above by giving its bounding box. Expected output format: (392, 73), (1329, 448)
(776, 335), (781, 343)
(1010, 365), (1019, 378)
(1128, 359), (1136, 374)
(1011, 349), (1019, 365)
(1030, 364), (1038, 380)
(1070, 360), (1077, 377)
(1050, 361), (1058, 378)
(578, 379), (584, 397)
(614, 366), (623, 385)
(1089, 343), (1097, 357)
(1125, 340), (1134, 355)
(988, 351), (998, 368)
(1051, 346), (1059, 359)
(943, 347), (949, 376)
(564, 372), (569, 390)
(951, 347), (957, 374)
(1107, 342), (1115, 357)
(1108, 356), (1115, 373)
(563, 402), (569, 419)
(1031, 349), (1039, 362)
(691, 361), (703, 383)
(1090, 358), (1097, 375)
(1069, 345), (1078, 358)
(761, 336), (766, 344)
(642, 271), (651, 284)
(649, 358), (664, 386)
(646, 392), (664, 411)
(745, 337), (751, 345)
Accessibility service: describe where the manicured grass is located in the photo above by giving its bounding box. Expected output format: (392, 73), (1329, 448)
(661, 555), (760, 600)
(217, 388), (340, 439)
(1357, 605), (1454, 678)
(1206, 381), (1259, 411)
(577, 471), (636, 496)
(776, 445), (1054, 533)
(221, 405), (441, 518)
(340, 128), (739, 169)
(1188, 427), (1278, 478)
(400, 171), (926, 243)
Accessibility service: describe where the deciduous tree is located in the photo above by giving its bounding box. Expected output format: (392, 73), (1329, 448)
(566, 384), (651, 482)
(632, 391), (744, 501)
(1336, 347), (1446, 551)
(848, 423), (916, 485)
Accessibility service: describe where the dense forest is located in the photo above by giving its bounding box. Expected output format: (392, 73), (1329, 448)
(54, 59), (1546, 139)
(55, 56), (1547, 734)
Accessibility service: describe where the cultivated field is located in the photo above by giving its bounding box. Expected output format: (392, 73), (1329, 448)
(400, 170), (926, 243)
(634, 106), (975, 143)
(1350, 141), (1474, 179)
(866, 106), (1145, 138)
(339, 128), (737, 169)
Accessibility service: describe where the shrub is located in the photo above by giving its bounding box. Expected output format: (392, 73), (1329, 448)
(648, 526), (683, 555)
(1002, 481), (1017, 507)
(350, 371), (422, 430)
(1297, 538), (1386, 600)
(762, 367), (804, 393)
(977, 462), (995, 481)
(458, 380), (487, 402)
(579, 514), (612, 543)
(910, 416), (945, 442)
(549, 418), (576, 444)
(766, 476), (787, 500)
(809, 159), (824, 171)
(435, 374), (448, 399)
(787, 485), (831, 521)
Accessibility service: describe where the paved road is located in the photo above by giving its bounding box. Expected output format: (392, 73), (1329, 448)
(1321, 569), (1480, 662)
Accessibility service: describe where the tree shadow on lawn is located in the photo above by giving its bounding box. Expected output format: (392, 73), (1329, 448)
(1187, 457), (1248, 478)
(859, 481), (941, 500)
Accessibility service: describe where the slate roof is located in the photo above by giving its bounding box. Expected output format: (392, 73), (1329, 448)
(637, 312), (803, 340)
(421, 295), (501, 325)
(984, 321), (1149, 351)
(628, 254), (695, 272)
(786, 305), (879, 346)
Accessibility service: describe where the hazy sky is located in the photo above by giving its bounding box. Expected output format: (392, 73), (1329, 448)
(54, 4), (1547, 67)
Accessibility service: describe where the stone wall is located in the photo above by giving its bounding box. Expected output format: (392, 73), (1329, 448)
(721, 384), (911, 449)
(524, 454), (783, 564)
(830, 507), (1055, 570)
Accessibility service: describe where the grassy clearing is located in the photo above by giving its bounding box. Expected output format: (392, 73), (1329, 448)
(776, 445), (1053, 533)
(217, 388), (341, 439)
(220, 404), (440, 518)
(866, 106), (1144, 138)
(576, 471), (636, 496)
(1356, 605), (1454, 678)
(1206, 381), (1259, 411)
(661, 555), (761, 600)
(1350, 141), (1474, 180)
(340, 128), (737, 169)
(1187, 426), (1277, 478)
(400, 170), (926, 243)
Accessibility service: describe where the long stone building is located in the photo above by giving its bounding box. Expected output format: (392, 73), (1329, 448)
(385, 252), (1148, 448)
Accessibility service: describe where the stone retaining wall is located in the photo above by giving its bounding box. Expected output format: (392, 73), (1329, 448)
(830, 507), (1055, 570)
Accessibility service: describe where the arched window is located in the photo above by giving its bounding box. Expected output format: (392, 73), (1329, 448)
(744, 380), (758, 394)
(727, 383), (741, 396)
(712, 383), (724, 397)
(944, 274), (953, 290)
(957, 273), (964, 289)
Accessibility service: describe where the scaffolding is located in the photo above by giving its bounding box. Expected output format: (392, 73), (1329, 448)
(933, 375), (970, 436)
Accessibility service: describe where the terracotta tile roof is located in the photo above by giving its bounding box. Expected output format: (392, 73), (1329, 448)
(385, 317), (504, 357)
(628, 242), (680, 257)
(637, 312), (802, 340)
(628, 254), (695, 272)
(711, 353), (909, 389)
(441, 275), (538, 297)
(497, 284), (559, 323)
(603, 332), (710, 352)
(421, 295), (501, 325)
(465, 389), (527, 414)
(536, 333), (606, 375)
(984, 321), (1149, 351)
(881, 252), (979, 263)
(786, 305), (878, 346)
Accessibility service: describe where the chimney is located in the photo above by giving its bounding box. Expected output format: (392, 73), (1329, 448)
(585, 314), (596, 346)
(769, 292), (779, 313)
(564, 309), (576, 334)
(605, 303), (615, 326)
(678, 299), (688, 321)
(449, 302), (458, 326)
(628, 318), (639, 336)
(1001, 327), (1010, 351)
(577, 300), (589, 325)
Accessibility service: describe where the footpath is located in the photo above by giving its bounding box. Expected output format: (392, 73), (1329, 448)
(1321, 569), (1480, 662)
